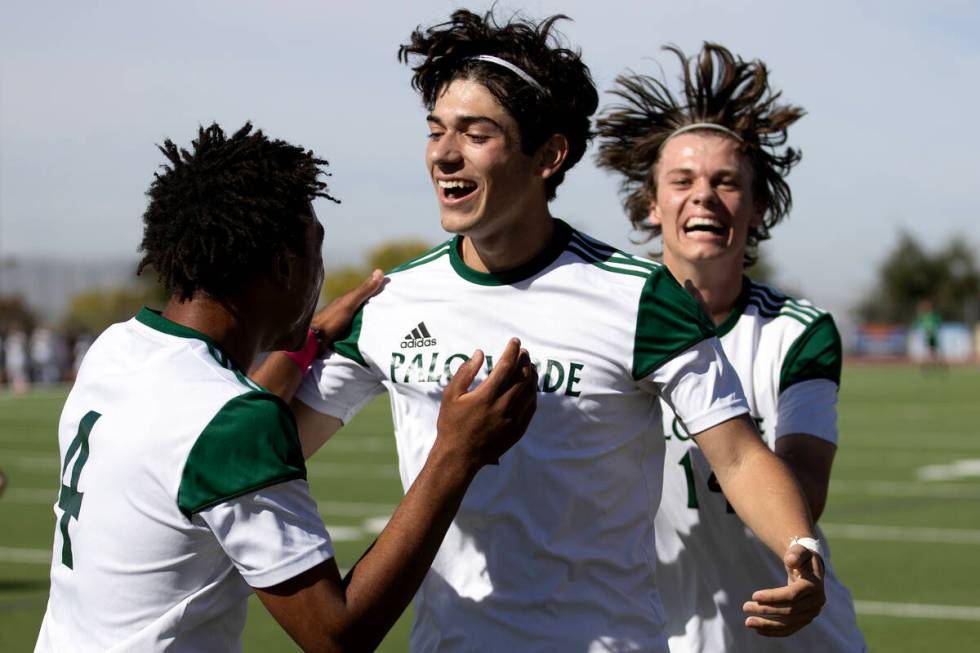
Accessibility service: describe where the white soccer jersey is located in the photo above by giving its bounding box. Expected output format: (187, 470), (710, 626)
(655, 278), (867, 652)
(297, 219), (749, 652)
(36, 309), (333, 652)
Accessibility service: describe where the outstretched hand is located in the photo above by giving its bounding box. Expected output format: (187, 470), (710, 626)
(436, 338), (538, 470)
(742, 542), (826, 637)
(310, 269), (385, 356)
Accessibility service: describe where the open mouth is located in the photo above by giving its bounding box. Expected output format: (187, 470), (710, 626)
(683, 216), (727, 236)
(438, 179), (478, 202)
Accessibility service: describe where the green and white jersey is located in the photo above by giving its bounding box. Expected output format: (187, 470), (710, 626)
(655, 278), (866, 652)
(36, 308), (333, 653)
(297, 219), (749, 653)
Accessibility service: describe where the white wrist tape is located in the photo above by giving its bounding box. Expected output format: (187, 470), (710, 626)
(790, 536), (824, 559)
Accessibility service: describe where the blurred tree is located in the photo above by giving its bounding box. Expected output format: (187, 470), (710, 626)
(322, 240), (431, 301)
(62, 272), (167, 335)
(857, 232), (980, 323)
(0, 295), (37, 332)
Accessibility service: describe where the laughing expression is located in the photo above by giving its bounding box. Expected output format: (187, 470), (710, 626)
(425, 78), (541, 239)
(649, 132), (761, 268)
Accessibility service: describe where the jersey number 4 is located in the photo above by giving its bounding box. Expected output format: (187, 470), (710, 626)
(678, 450), (734, 513)
(57, 410), (101, 569)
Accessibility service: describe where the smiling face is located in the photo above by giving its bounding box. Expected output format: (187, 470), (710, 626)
(649, 132), (761, 271)
(425, 78), (545, 240)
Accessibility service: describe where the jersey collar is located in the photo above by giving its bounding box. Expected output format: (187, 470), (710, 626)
(448, 218), (573, 286)
(714, 276), (753, 337)
(135, 307), (240, 371)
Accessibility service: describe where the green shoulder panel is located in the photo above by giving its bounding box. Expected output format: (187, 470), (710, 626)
(778, 313), (843, 394)
(331, 307), (368, 367)
(633, 268), (717, 380)
(178, 391), (306, 518)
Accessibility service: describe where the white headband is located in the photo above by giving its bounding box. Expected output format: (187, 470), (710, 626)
(467, 55), (545, 93)
(665, 122), (744, 143)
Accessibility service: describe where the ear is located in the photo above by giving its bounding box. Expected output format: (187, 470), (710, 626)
(272, 253), (293, 289)
(647, 195), (663, 228)
(537, 134), (569, 180)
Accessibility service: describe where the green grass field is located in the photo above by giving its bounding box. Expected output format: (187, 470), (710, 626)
(2, 365), (979, 651)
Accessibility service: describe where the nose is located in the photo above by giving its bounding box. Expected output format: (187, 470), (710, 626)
(429, 131), (463, 170)
(690, 177), (717, 206)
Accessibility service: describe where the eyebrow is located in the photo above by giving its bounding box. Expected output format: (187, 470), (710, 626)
(426, 114), (505, 132)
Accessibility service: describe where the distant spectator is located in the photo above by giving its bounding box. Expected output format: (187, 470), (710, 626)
(71, 333), (94, 379)
(915, 300), (944, 369)
(31, 328), (66, 386)
(5, 328), (31, 393)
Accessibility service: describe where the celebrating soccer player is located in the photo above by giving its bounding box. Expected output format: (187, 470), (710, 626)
(597, 43), (867, 651)
(35, 123), (538, 651)
(271, 10), (829, 651)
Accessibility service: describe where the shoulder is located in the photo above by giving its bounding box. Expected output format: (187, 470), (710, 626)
(178, 390), (305, 517)
(633, 266), (716, 379)
(746, 281), (842, 392)
(745, 280), (832, 329)
(387, 239), (454, 276)
(561, 227), (662, 283)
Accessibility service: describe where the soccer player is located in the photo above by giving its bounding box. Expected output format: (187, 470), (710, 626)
(35, 123), (537, 652)
(596, 43), (867, 652)
(276, 10), (827, 651)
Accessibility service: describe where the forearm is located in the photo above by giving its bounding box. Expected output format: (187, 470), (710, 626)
(719, 443), (817, 558)
(251, 352), (306, 401)
(334, 443), (478, 649)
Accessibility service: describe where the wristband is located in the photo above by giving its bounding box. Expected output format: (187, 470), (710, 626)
(790, 536), (823, 559)
(283, 329), (319, 371)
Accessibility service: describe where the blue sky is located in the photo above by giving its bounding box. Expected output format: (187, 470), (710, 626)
(2, 0), (978, 317)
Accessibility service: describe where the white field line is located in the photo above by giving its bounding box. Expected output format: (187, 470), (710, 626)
(822, 523), (980, 545)
(829, 480), (980, 499)
(306, 461), (399, 480)
(917, 459), (980, 481)
(1, 543), (977, 624)
(0, 453), (399, 480)
(2, 488), (398, 516)
(855, 600), (980, 621)
(847, 439), (980, 452)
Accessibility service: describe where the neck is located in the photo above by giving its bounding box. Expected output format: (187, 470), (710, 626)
(460, 205), (555, 273)
(663, 252), (745, 326)
(161, 295), (262, 371)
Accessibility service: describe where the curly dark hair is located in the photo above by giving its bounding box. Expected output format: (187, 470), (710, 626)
(595, 43), (804, 265)
(138, 122), (336, 301)
(398, 8), (598, 200)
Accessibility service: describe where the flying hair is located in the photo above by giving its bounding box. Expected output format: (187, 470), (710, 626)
(595, 43), (805, 265)
(138, 122), (335, 301)
(398, 8), (598, 200)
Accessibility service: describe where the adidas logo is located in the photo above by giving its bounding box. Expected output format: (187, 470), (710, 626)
(400, 321), (438, 349)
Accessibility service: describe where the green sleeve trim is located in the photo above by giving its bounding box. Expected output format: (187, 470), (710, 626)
(331, 307), (368, 367)
(632, 267), (717, 380)
(178, 391), (307, 518)
(778, 313), (842, 394)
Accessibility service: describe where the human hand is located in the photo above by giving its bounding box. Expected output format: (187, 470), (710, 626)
(310, 270), (384, 355)
(435, 338), (538, 470)
(742, 541), (826, 637)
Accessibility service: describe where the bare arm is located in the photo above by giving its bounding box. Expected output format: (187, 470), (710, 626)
(774, 434), (836, 522)
(694, 414), (825, 636)
(254, 339), (538, 652)
(251, 270), (384, 401)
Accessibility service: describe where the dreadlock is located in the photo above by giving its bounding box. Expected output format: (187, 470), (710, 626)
(398, 8), (598, 200)
(596, 43), (804, 265)
(138, 122), (336, 301)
